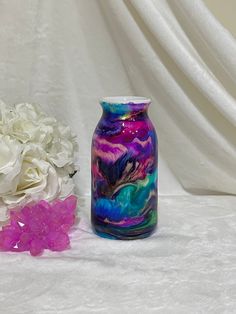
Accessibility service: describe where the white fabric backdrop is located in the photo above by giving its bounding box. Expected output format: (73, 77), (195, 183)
(1, 0), (236, 196)
(0, 0), (185, 196)
(0, 0), (236, 313)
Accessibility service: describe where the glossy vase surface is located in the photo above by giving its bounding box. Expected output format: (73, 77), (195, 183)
(91, 96), (158, 239)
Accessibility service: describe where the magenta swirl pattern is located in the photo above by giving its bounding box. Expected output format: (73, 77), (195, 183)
(91, 99), (158, 239)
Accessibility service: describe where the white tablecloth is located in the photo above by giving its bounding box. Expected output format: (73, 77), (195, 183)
(0, 195), (235, 313)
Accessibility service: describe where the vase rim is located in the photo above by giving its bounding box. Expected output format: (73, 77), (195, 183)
(100, 96), (151, 105)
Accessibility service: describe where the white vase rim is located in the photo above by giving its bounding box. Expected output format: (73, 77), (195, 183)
(100, 96), (151, 104)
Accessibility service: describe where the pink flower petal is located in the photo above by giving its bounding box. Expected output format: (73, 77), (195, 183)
(0, 195), (77, 256)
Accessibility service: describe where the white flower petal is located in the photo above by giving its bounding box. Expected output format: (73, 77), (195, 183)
(0, 199), (9, 223)
(0, 102), (78, 223)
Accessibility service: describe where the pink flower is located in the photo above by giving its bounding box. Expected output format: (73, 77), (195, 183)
(0, 195), (77, 256)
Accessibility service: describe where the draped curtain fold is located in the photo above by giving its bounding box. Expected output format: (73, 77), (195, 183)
(99, 0), (236, 194)
(0, 0), (235, 195)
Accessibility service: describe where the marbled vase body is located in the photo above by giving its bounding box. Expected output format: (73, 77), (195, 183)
(91, 97), (158, 239)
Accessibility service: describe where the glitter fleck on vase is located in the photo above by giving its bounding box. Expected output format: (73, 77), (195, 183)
(91, 97), (158, 239)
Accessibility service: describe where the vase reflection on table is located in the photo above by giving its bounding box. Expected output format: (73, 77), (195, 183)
(91, 96), (158, 239)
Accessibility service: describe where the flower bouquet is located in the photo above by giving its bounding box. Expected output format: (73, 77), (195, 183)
(0, 101), (78, 255)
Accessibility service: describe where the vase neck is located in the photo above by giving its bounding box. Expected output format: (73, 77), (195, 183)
(100, 96), (150, 119)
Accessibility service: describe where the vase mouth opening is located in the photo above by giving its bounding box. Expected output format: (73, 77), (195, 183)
(100, 96), (151, 105)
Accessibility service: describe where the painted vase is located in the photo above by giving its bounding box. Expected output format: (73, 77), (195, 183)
(91, 96), (158, 239)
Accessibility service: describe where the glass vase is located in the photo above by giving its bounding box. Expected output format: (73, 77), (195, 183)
(91, 96), (158, 239)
